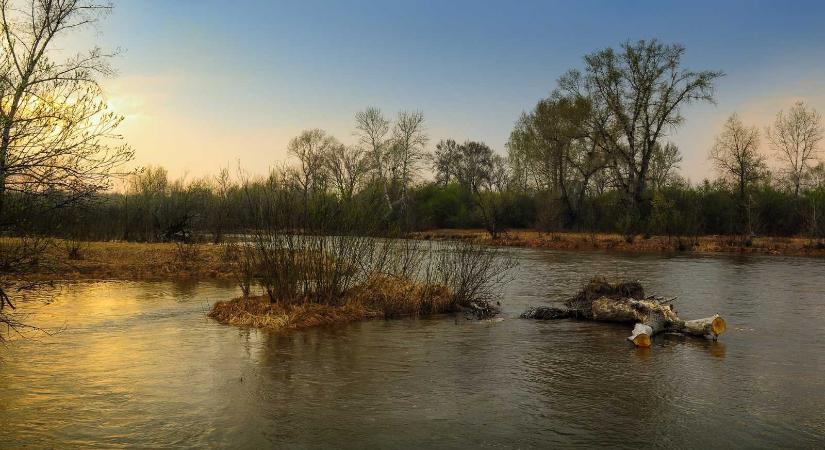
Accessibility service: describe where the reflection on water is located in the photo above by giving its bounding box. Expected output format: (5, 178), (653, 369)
(1, 250), (825, 448)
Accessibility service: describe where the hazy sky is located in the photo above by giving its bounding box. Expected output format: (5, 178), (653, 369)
(83, 0), (825, 182)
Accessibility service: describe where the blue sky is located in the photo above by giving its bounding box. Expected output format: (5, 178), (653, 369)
(90, 0), (825, 180)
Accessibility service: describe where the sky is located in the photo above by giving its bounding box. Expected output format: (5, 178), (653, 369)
(73, 0), (825, 182)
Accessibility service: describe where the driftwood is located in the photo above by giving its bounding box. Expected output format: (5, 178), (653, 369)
(521, 278), (726, 347)
(464, 301), (501, 320)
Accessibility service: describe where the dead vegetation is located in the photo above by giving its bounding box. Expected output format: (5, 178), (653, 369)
(210, 237), (517, 332)
(563, 277), (645, 313)
(209, 274), (460, 331)
(522, 277), (726, 347)
(415, 228), (825, 257)
(208, 296), (377, 331)
(0, 238), (234, 282)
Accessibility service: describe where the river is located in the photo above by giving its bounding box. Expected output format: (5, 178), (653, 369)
(1, 248), (824, 448)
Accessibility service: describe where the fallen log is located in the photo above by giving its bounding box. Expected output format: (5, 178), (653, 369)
(681, 314), (727, 339)
(521, 278), (726, 348)
(464, 300), (501, 320)
(627, 310), (668, 347)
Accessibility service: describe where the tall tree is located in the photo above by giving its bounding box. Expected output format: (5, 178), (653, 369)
(127, 165), (169, 240)
(0, 0), (133, 223)
(504, 120), (534, 193)
(559, 39), (722, 229)
(324, 143), (370, 201)
(388, 110), (427, 217)
(209, 167), (234, 243)
(475, 155), (511, 239)
(709, 114), (766, 235)
(432, 139), (461, 185)
(287, 129), (338, 223)
(454, 141), (494, 194)
(648, 142), (682, 191)
(507, 93), (605, 227)
(354, 107), (391, 208)
(1, 0), (131, 335)
(766, 101), (823, 196)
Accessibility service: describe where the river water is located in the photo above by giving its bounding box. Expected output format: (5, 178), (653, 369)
(1, 248), (824, 448)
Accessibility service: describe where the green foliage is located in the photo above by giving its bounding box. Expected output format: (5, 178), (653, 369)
(411, 183), (477, 229)
(752, 186), (805, 237)
(651, 184), (702, 246)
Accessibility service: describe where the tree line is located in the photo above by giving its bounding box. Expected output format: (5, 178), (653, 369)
(3, 32), (824, 249)
(8, 40), (822, 246)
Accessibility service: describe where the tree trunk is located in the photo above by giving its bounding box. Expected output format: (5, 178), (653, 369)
(681, 314), (727, 338)
(521, 278), (727, 348)
(627, 310), (668, 347)
(0, 173), (5, 223)
(0, 145), (7, 222)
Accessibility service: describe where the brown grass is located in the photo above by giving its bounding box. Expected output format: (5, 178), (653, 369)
(414, 229), (825, 257)
(208, 275), (456, 332)
(208, 297), (378, 330)
(1, 238), (234, 282)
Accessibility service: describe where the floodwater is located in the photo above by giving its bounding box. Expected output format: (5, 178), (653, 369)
(1, 248), (824, 448)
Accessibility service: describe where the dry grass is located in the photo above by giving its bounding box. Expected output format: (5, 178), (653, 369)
(1, 238), (234, 281)
(208, 275), (456, 332)
(208, 297), (379, 331)
(415, 229), (825, 257)
(349, 274), (454, 318)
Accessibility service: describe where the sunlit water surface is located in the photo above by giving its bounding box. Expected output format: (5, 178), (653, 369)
(2, 248), (825, 448)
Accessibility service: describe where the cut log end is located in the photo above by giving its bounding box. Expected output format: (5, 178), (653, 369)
(628, 313), (727, 347)
(521, 280), (728, 348)
(712, 316), (726, 336)
(632, 333), (652, 348)
(628, 322), (656, 347)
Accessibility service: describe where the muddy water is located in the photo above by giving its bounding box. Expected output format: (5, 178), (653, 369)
(1, 249), (824, 448)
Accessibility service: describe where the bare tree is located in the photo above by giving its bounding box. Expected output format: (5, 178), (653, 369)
(504, 123), (534, 193)
(766, 101), (823, 196)
(432, 138), (461, 185)
(451, 141), (494, 194)
(559, 39), (722, 228)
(287, 129), (338, 224)
(0, 0), (133, 221)
(1, 0), (130, 339)
(287, 129), (336, 194)
(475, 154), (511, 239)
(209, 167), (234, 243)
(127, 165), (175, 241)
(648, 142), (682, 191)
(810, 162), (825, 190)
(507, 93), (606, 227)
(710, 113), (766, 235)
(388, 110), (427, 217)
(355, 107), (391, 207)
(324, 143), (369, 201)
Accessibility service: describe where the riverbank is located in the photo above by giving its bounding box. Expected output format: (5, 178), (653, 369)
(3, 237), (507, 335)
(5, 229), (824, 285)
(414, 229), (825, 257)
(1, 239), (234, 282)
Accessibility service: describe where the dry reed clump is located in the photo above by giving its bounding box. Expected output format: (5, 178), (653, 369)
(349, 275), (454, 318)
(208, 296), (379, 331)
(564, 277), (645, 313)
(207, 274), (455, 331)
